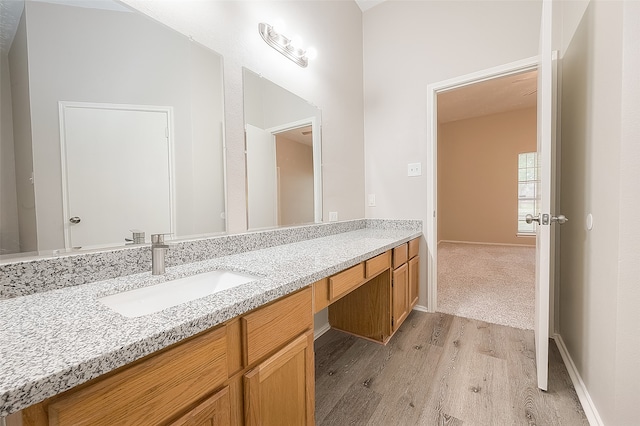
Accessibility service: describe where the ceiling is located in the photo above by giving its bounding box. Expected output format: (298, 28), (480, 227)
(0, 0), (130, 54)
(437, 70), (538, 124)
(0, 0), (23, 54)
(277, 125), (313, 147)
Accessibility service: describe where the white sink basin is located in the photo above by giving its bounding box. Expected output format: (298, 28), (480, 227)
(99, 270), (259, 318)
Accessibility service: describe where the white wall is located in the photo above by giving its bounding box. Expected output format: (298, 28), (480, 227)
(23, 1), (225, 250)
(121, 0), (365, 233)
(0, 53), (20, 254)
(559, 2), (621, 421)
(558, 0), (640, 423)
(615, 3), (640, 422)
(362, 0), (542, 306)
(7, 11), (37, 253)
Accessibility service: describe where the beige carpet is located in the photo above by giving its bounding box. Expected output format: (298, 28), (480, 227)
(437, 242), (535, 330)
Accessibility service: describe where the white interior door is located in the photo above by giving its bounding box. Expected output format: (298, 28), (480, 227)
(246, 124), (278, 229)
(60, 103), (173, 249)
(534, 0), (557, 391)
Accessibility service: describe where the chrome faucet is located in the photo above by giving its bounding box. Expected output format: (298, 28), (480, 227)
(151, 234), (169, 275)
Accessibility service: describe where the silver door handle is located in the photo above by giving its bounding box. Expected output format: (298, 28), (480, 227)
(525, 214), (540, 224)
(551, 214), (568, 224)
(69, 216), (81, 224)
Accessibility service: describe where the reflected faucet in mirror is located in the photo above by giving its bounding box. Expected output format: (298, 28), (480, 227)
(125, 230), (146, 245)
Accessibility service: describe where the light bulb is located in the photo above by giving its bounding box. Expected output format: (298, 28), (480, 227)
(290, 35), (303, 49)
(306, 47), (318, 60)
(271, 20), (286, 34)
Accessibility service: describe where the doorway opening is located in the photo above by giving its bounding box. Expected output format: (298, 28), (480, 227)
(426, 57), (541, 330)
(245, 117), (322, 230)
(436, 70), (538, 330)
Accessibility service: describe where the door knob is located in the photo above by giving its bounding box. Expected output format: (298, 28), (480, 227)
(525, 214), (540, 224)
(551, 214), (568, 225)
(69, 216), (81, 224)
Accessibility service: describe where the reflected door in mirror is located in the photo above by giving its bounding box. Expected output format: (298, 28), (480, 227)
(61, 103), (173, 249)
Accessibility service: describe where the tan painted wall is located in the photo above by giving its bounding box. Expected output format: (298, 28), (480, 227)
(438, 108), (536, 246)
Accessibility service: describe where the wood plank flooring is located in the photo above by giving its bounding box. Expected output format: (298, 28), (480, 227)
(315, 311), (588, 425)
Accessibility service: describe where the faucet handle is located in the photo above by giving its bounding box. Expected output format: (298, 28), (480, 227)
(130, 229), (145, 244)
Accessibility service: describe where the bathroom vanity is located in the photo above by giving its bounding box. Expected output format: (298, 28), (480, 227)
(0, 220), (422, 425)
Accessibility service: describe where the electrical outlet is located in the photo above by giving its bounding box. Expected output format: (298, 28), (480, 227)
(408, 162), (422, 177)
(329, 212), (338, 222)
(368, 194), (376, 207)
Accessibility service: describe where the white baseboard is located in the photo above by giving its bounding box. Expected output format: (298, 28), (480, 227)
(438, 239), (535, 248)
(314, 322), (331, 340)
(553, 334), (604, 426)
(412, 304), (430, 313)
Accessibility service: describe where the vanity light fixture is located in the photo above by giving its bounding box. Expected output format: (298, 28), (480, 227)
(259, 22), (309, 68)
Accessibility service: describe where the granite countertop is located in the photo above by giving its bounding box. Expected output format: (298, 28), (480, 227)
(0, 227), (421, 416)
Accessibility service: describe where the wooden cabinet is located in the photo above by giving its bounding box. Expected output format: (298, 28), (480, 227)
(170, 386), (231, 426)
(19, 238), (418, 424)
(391, 238), (420, 332)
(322, 239), (421, 343)
(392, 263), (409, 332)
(329, 263), (365, 301)
(328, 269), (391, 343)
(242, 287), (312, 366)
(392, 243), (408, 269)
(23, 288), (314, 426)
(244, 331), (314, 426)
(42, 326), (228, 426)
(365, 251), (391, 278)
(409, 255), (419, 308)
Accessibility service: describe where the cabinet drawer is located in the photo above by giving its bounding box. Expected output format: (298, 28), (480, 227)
(365, 251), (390, 279)
(242, 287), (312, 366)
(408, 238), (419, 259)
(393, 243), (408, 269)
(48, 326), (228, 426)
(329, 263), (365, 301)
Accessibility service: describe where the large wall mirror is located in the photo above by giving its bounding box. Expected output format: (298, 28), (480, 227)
(243, 68), (322, 230)
(0, 0), (226, 259)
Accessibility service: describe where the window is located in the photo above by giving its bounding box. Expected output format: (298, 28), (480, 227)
(518, 152), (538, 234)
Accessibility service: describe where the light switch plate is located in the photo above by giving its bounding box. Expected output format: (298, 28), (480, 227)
(368, 194), (376, 207)
(408, 162), (422, 177)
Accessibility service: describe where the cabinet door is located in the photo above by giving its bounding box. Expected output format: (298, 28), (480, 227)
(392, 263), (409, 332)
(409, 255), (419, 308)
(244, 331), (314, 426)
(170, 386), (231, 426)
(46, 327), (228, 426)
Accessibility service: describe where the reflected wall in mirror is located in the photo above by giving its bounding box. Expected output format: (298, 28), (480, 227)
(0, 0), (226, 258)
(243, 68), (322, 230)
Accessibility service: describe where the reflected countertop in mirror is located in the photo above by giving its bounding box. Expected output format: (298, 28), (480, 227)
(0, 0), (227, 261)
(242, 68), (322, 231)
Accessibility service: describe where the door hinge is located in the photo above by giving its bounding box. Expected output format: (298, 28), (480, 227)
(391, 317), (395, 327)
